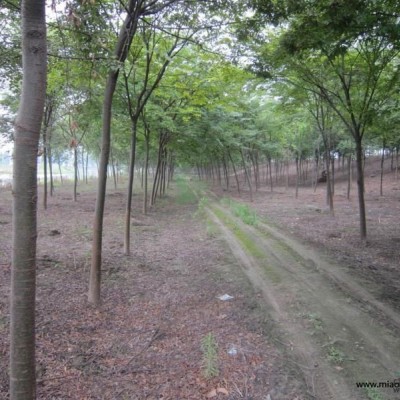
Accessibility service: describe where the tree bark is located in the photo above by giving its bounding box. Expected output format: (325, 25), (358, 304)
(10, 0), (46, 398)
(143, 129), (150, 214)
(355, 138), (367, 240)
(347, 155), (352, 200)
(73, 146), (78, 202)
(228, 151), (240, 195)
(380, 140), (385, 196)
(124, 119), (138, 255)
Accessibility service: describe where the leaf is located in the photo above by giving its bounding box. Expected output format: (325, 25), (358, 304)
(206, 388), (217, 398)
(217, 387), (229, 395)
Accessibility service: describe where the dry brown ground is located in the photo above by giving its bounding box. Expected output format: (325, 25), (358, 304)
(0, 180), (306, 399)
(0, 156), (399, 400)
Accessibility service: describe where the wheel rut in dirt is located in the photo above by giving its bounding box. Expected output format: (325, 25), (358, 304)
(206, 201), (400, 400)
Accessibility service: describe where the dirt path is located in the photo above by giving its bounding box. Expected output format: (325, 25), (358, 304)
(206, 200), (400, 400)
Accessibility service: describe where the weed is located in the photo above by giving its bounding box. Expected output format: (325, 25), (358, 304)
(201, 332), (219, 379)
(365, 387), (385, 400)
(221, 198), (258, 226)
(308, 313), (323, 331)
(327, 346), (345, 364)
(205, 221), (218, 238)
(194, 196), (209, 218)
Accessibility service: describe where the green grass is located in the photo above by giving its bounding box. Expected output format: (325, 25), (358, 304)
(212, 207), (281, 283)
(201, 332), (219, 379)
(220, 198), (258, 226)
(307, 312), (324, 331)
(175, 176), (198, 204)
(327, 346), (345, 364)
(365, 387), (385, 400)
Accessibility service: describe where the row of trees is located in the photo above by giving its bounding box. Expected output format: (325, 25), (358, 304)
(3, 1), (400, 398)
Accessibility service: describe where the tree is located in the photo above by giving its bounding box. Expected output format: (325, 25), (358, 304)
(89, 0), (143, 306)
(10, 0), (46, 398)
(249, 0), (400, 240)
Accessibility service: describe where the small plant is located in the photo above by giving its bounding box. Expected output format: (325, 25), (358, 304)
(365, 387), (385, 400)
(205, 221), (218, 238)
(223, 199), (258, 226)
(195, 196), (209, 218)
(308, 313), (323, 331)
(201, 332), (219, 379)
(327, 346), (345, 364)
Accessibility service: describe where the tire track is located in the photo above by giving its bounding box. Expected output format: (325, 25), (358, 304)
(206, 202), (400, 400)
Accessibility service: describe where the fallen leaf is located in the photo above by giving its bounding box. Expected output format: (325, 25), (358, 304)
(206, 388), (217, 398)
(217, 387), (229, 395)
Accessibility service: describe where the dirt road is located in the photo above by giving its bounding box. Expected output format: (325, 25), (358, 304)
(206, 200), (400, 400)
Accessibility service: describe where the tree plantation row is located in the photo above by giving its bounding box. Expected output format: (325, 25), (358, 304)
(2, 0), (400, 399)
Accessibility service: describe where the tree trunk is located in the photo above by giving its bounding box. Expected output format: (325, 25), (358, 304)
(10, 0), (46, 398)
(380, 141), (385, 196)
(124, 119), (138, 255)
(57, 158), (63, 184)
(228, 151), (240, 195)
(89, 0), (141, 305)
(222, 156), (229, 190)
(43, 134), (48, 210)
(355, 138), (367, 240)
(143, 131), (150, 214)
(240, 150), (253, 201)
(85, 151), (89, 183)
(295, 156), (299, 199)
(48, 141), (54, 196)
(268, 157), (273, 192)
(347, 155), (352, 200)
(331, 155), (335, 195)
(73, 146), (78, 202)
(326, 155), (334, 216)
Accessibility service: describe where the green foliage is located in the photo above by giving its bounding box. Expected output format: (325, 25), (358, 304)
(222, 198), (258, 226)
(201, 332), (219, 379)
(365, 387), (385, 400)
(327, 346), (345, 364)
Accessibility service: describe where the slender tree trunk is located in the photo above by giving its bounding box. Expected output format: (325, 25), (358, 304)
(89, 0), (141, 305)
(89, 69), (118, 304)
(222, 156), (229, 190)
(285, 159), (289, 190)
(10, 0), (46, 398)
(124, 119), (138, 255)
(43, 135), (48, 210)
(347, 155), (352, 200)
(295, 156), (299, 199)
(143, 132), (150, 214)
(151, 135), (164, 205)
(73, 146), (78, 202)
(228, 151), (240, 195)
(57, 158), (63, 184)
(161, 149), (167, 197)
(380, 141), (385, 196)
(331, 156), (335, 195)
(325, 150), (334, 215)
(85, 151), (89, 183)
(42, 100), (53, 209)
(240, 150), (253, 201)
(268, 157), (273, 192)
(110, 149), (117, 190)
(48, 142), (54, 196)
(355, 138), (367, 240)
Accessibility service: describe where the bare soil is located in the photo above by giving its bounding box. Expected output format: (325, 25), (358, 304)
(0, 157), (399, 399)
